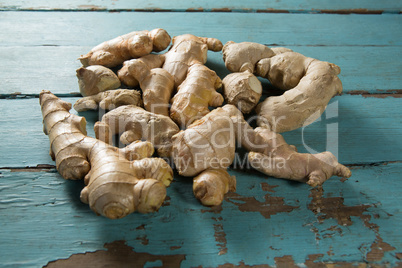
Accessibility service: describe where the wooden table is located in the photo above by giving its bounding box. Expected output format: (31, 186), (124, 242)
(1, 1), (401, 267)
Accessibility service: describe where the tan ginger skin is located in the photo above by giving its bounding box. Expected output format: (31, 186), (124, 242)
(95, 105), (180, 158)
(119, 34), (223, 88)
(193, 169), (236, 207)
(222, 41), (274, 74)
(172, 104), (351, 186)
(255, 51), (343, 133)
(163, 34), (223, 88)
(79, 29), (171, 68)
(222, 72), (262, 114)
(73, 89), (143, 112)
(171, 105), (242, 206)
(248, 128), (351, 187)
(116, 34), (223, 120)
(171, 105), (240, 177)
(221, 41), (274, 113)
(118, 58), (174, 116)
(40, 91), (173, 219)
(170, 63), (224, 127)
(118, 54), (165, 87)
(76, 65), (121, 97)
(171, 104), (265, 177)
(222, 41), (343, 132)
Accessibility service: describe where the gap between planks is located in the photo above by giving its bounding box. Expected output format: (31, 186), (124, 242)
(0, 8), (400, 14)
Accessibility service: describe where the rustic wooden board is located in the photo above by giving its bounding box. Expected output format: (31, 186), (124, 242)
(1, 12), (400, 47)
(0, 95), (400, 168)
(1, 12), (400, 95)
(1, 45), (401, 95)
(0, 0), (401, 13)
(0, 162), (400, 267)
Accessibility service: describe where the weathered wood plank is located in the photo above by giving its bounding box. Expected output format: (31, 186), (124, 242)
(0, 0), (400, 13)
(0, 12), (400, 47)
(0, 46), (83, 95)
(1, 12), (400, 94)
(0, 162), (400, 267)
(1, 45), (400, 95)
(0, 95), (400, 168)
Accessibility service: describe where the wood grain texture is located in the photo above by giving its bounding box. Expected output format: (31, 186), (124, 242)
(1, 46), (401, 95)
(0, 0), (400, 13)
(0, 95), (400, 168)
(0, 162), (400, 267)
(0, 12), (400, 95)
(0, 12), (400, 47)
(0, 46), (83, 95)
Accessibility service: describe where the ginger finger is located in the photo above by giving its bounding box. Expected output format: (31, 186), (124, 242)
(170, 64), (223, 128)
(193, 169), (236, 206)
(95, 105), (180, 158)
(118, 54), (165, 87)
(73, 89), (142, 112)
(221, 41), (274, 113)
(162, 34), (223, 88)
(247, 128), (351, 186)
(255, 51), (343, 133)
(79, 29), (171, 68)
(76, 65), (121, 97)
(120, 58), (174, 116)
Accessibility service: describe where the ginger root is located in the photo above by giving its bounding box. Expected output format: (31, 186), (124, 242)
(221, 41), (274, 113)
(222, 71), (262, 114)
(162, 34), (223, 88)
(255, 51), (343, 132)
(193, 169), (236, 206)
(171, 104), (242, 176)
(222, 41), (274, 74)
(79, 29), (171, 68)
(76, 65), (121, 97)
(118, 34), (222, 91)
(95, 105), (180, 158)
(117, 34), (223, 120)
(40, 91), (173, 219)
(247, 128), (351, 187)
(172, 103), (350, 187)
(117, 57), (174, 116)
(170, 63), (223, 127)
(118, 54), (165, 87)
(73, 89), (142, 112)
(221, 41), (342, 123)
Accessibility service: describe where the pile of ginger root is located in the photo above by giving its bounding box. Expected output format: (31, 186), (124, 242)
(40, 28), (351, 219)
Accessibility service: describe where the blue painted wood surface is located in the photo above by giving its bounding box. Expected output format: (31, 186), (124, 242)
(1, 163), (401, 266)
(0, 0), (401, 13)
(1, 12), (400, 47)
(1, 46), (401, 95)
(0, 12), (401, 95)
(0, 0), (401, 267)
